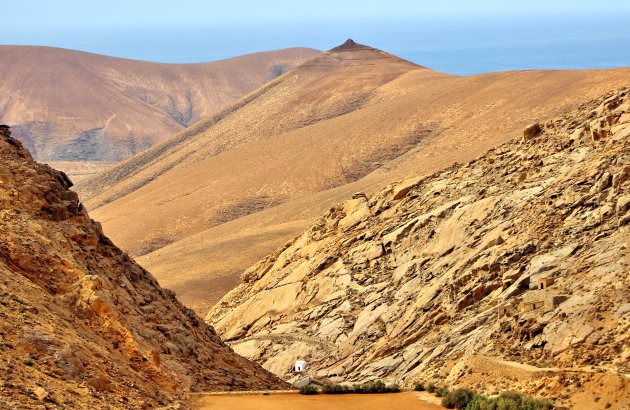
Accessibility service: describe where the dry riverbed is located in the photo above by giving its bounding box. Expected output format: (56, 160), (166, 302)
(190, 391), (443, 410)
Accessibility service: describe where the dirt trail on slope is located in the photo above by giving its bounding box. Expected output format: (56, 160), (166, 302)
(468, 355), (629, 378)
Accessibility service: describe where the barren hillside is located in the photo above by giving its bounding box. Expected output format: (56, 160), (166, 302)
(208, 89), (630, 409)
(79, 40), (630, 314)
(0, 126), (286, 409)
(0, 45), (319, 165)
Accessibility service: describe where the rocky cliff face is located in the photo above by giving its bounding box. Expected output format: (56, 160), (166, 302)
(0, 126), (286, 409)
(208, 89), (630, 408)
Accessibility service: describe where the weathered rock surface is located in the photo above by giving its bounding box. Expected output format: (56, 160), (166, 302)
(208, 89), (630, 407)
(0, 126), (286, 409)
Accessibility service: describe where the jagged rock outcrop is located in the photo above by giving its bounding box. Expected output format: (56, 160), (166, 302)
(0, 125), (286, 409)
(208, 89), (630, 408)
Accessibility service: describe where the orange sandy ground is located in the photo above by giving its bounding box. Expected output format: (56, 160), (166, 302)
(190, 392), (443, 410)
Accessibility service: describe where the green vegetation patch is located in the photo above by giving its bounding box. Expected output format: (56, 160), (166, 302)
(352, 380), (400, 394)
(440, 388), (553, 410)
(298, 384), (318, 395)
(299, 380), (400, 395)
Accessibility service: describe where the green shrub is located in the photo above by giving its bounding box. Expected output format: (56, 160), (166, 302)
(466, 391), (553, 410)
(350, 380), (399, 394)
(442, 395), (456, 409)
(387, 384), (401, 393)
(298, 384), (318, 395)
(368, 380), (387, 393)
(424, 386), (552, 410)
(414, 383), (426, 391)
(354, 380), (380, 393)
(495, 391), (553, 410)
(435, 387), (450, 397)
(465, 395), (491, 410)
(441, 388), (477, 409)
(321, 384), (350, 394)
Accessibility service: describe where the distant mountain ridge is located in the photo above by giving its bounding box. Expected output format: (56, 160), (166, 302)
(0, 45), (319, 162)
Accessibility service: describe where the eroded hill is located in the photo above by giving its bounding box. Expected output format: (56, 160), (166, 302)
(0, 45), (319, 164)
(0, 126), (286, 409)
(208, 89), (630, 409)
(79, 40), (630, 314)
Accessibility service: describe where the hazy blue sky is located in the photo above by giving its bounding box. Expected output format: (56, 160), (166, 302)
(5, 0), (630, 28)
(2, 1), (630, 74)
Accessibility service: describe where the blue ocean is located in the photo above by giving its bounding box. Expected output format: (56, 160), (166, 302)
(4, 13), (630, 75)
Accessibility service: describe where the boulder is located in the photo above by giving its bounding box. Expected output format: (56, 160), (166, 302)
(616, 194), (630, 215)
(523, 123), (542, 142)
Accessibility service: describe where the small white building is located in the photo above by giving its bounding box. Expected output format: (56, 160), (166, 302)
(294, 359), (307, 372)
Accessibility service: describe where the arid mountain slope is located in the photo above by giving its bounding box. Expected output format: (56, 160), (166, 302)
(0, 45), (319, 163)
(80, 40), (630, 314)
(79, 40), (426, 247)
(208, 89), (630, 409)
(0, 126), (286, 409)
(139, 65), (630, 315)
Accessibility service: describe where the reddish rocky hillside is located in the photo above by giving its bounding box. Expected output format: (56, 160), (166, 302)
(208, 89), (630, 409)
(0, 126), (286, 409)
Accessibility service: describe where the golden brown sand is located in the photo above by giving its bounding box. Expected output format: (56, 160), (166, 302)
(190, 392), (443, 410)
